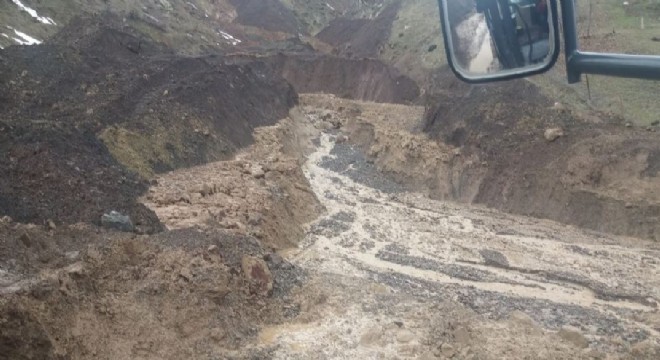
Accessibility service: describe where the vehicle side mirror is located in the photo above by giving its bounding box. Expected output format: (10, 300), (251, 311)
(438, 0), (560, 83)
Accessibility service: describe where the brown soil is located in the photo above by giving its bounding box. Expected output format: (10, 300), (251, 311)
(0, 109), (320, 359)
(251, 95), (660, 359)
(0, 14), (324, 360)
(0, 16), (296, 230)
(423, 80), (660, 241)
(143, 110), (322, 251)
(2, 3), (660, 359)
(0, 219), (308, 360)
(302, 86), (660, 242)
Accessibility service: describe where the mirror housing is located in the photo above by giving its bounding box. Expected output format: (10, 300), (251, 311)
(439, 0), (660, 84)
(438, 0), (560, 83)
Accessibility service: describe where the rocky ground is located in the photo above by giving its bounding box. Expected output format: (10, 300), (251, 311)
(302, 92), (660, 242)
(0, 108), (320, 360)
(1, 1), (660, 359)
(253, 96), (659, 359)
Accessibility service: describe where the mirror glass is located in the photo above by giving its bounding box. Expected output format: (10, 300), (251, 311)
(441, 0), (556, 80)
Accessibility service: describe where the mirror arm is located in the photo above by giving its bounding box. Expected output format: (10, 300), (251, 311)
(560, 0), (660, 84)
(568, 53), (660, 83)
(560, 0), (581, 83)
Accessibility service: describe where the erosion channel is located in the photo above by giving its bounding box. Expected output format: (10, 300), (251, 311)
(1, 1), (660, 358)
(256, 95), (660, 359)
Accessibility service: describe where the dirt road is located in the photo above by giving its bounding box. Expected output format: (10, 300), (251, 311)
(258, 99), (660, 359)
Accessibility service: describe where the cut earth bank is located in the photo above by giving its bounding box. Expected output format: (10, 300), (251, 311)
(1, 6), (660, 360)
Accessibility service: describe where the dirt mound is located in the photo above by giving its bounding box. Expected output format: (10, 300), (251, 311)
(144, 111), (322, 250)
(230, 0), (305, 35)
(316, 1), (401, 58)
(0, 217), (305, 359)
(0, 17), (297, 230)
(255, 53), (419, 104)
(0, 89), (319, 360)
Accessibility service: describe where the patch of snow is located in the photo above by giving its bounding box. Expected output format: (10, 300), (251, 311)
(12, 29), (41, 45)
(11, 37), (29, 45)
(11, 0), (56, 25)
(219, 30), (242, 46)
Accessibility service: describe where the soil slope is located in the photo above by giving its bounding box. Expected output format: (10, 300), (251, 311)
(230, 0), (305, 35)
(316, 1), (401, 58)
(0, 16), (297, 230)
(261, 53), (419, 104)
(303, 85), (660, 242)
(423, 80), (660, 241)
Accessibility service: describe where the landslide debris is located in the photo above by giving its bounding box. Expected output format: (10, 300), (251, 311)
(144, 111), (322, 250)
(0, 217), (307, 360)
(0, 15), (297, 229)
(0, 14), (320, 360)
(302, 87), (660, 242)
(423, 80), (660, 241)
(262, 53), (419, 104)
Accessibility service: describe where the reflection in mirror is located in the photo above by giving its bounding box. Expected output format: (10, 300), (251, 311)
(442, 0), (555, 78)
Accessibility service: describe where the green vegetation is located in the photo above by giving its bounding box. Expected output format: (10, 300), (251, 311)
(528, 0), (660, 126)
(380, 0), (446, 85)
(0, 0), (238, 54)
(564, 0), (660, 126)
(100, 124), (185, 179)
(280, 0), (398, 35)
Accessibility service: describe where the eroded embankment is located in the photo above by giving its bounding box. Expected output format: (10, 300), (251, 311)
(258, 98), (660, 359)
(0, 107), (322, 360)
(143, 109), (322, 250)
(0, 17), (297, 231)
(0, 18), (322, 359)
(257, 53), (420, 104)
(300, 91), (660, 242)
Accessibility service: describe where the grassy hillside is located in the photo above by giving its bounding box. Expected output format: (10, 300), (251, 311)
(380, 0), (445, 86)
(571, 0), (660, 126)
(280, 0), (397, 34)
(356, 0), (660, 126)
(0, 0), (250, 54)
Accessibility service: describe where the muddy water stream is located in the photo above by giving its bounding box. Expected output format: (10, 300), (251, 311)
(456, 13), (494, 73)
(262, 111), (660, 359)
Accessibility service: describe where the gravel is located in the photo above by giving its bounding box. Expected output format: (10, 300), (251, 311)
(319, 141), (405, 194)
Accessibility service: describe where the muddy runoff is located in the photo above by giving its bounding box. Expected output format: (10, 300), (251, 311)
(2, 95), (659, 359)
(252, 95), (659, 359)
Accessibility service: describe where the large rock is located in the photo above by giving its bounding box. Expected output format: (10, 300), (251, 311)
(101, 211), (134, 232)
(544, 128), (564, 142)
